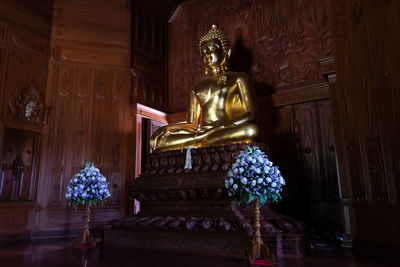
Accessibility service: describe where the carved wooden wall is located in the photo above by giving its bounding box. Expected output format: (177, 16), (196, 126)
(168, 0), (340, 233)
(131, 4), (167, 112)
(0, 0), (133, 239)
(1, 129), (39, 202)
(35, 0), (132, 237)
(0, 0), (52, 239)
(329, 0), (400, 250)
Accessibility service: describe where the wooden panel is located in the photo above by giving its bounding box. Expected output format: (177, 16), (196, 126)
(131, 4), (167, 111)
(2, 0), (53, 22)
(318, 100), (339, 200)
(52, 1), (130, 48)
(0, 24), (6, 43)
(269, 84), (330, 108)
(0, 129), (40, 202)
(294, 102), (322, 201)
(0, 205), (31, 234)
(0, 1), (52, 37)
(18, 135), (35, 200)
(329, 0), (400, 248)
(43, 63), (129, 227)
(60, 48), (128, 66)
(364, 0), (400, 203)
(0, 28), (5, 116)
(92, 68), (108, 167)
(69, 67), (92, 174)
(45, 64), (130, 211)
(254, 86), (341, 230)
(44, 62), (130, 211)
(0, 133), (17, 200)
(110, 70), (123, 169)
(47, 64), (73, 206)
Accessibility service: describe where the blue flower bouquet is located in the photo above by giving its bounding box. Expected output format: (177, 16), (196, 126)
(66, 162), (110, 248)
(225, 145), (284, 264)
(225, 145), (285, 206)
(66, 162), (110, 208)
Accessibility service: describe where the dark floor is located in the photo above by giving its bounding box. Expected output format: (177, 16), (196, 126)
(0, 238), (397, 267)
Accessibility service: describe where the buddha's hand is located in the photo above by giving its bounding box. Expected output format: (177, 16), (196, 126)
(150, 125), (180, 149)
(150, 127), (167, 150)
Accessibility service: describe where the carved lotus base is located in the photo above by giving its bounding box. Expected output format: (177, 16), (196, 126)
(104, 143), (306, 257)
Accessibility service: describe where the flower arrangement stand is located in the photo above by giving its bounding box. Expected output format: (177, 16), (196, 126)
(248, 198), (276, 266)
(66, 162), (111, 249)
(74, 204), (96, 249)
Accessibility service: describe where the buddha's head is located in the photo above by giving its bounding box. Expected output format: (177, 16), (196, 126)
(199, 24), (231, 75)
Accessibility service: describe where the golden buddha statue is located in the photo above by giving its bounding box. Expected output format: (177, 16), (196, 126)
(150, 24), (259, 152)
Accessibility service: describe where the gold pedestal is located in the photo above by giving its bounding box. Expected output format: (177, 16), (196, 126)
(248, 198), (275, 266)
(74, 204), (96, 249)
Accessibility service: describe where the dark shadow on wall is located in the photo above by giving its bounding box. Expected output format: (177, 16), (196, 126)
(229, 28), (252, 74)
(229, 28), (307, 221)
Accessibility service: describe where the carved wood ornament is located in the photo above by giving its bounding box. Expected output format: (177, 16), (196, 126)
(8, 80), (47, 126)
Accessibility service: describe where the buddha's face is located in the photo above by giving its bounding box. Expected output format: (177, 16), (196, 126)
(200, 38), (226, 73)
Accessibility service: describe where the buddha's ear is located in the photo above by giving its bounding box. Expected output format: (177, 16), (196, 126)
(227, 48), (231, 59)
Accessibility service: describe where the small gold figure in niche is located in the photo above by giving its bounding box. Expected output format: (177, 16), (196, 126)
(150, 25), (259, 152)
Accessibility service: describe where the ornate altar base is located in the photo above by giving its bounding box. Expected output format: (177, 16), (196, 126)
(104, 143), (306, 258)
